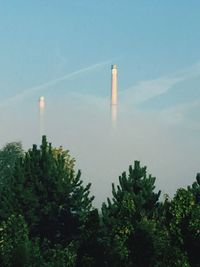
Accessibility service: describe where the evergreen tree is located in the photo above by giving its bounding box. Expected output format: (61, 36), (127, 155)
(0, 214), (30, 267)
(0, 142), (24, 220)
(102, 161), (161, 267)
(77, 209), (104, 267)
(0, 138), (199, 266)
(0, 136), (94, 250)
(0, 142), (23, 188)
(165, 175), (200, 267)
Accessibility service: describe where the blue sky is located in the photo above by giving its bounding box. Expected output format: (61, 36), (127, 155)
(0, 1), (200, 206)
(1, 1), (200, 97)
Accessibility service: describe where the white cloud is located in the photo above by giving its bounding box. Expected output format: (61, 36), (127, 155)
(123, 77), (183, 105)
(0, 60), (111, 109)
(122, 62), (200, 106)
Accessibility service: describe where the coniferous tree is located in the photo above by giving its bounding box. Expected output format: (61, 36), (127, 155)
(102, 161), (161, 267)
(0, 138), (199, 266)
(0, 142), (24, 221)
(0, 214), (30, 267)
(0, 136), (95, 266)
(0, 142), (23, 189)
(164, 175), (200, 267)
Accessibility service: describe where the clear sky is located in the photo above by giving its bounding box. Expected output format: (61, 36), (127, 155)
(0, 1), (200, 206)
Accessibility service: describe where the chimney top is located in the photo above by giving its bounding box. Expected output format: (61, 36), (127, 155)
(111, 64), (117, 69)
(39, 96), (45, 101)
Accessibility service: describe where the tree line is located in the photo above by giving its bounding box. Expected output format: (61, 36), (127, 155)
(0, 136), (199, 267)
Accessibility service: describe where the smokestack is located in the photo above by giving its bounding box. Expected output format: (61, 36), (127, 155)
(111, 64), (117, 105)
(111, 64), (118, 125)
(39, 96), (45, 138)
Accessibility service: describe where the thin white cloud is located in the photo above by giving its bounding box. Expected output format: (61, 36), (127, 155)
(0, 60), (110, 109)
(123, 77), (183, 104)
(122, 62), (200, 105)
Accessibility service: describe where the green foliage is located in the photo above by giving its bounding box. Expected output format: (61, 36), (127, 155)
(0, 136), (94, 245)
(167, 183), (200, 267)
(0, 142), (23, 179)
(102, 161), (161, 267)
(0, 139), (199, 266)
(190, 173), (200, 204)
(39, 241), (78, 267)
(24, 239), (78, 267)
(0, 142), (24, 220)
(0, 214), (30, 267)
(0, 136), (95, 266)
(77, 209), (104, 267)
(50, 242), (77, 267)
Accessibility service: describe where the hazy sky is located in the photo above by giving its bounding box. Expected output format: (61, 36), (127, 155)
(0, 1), (200, 207)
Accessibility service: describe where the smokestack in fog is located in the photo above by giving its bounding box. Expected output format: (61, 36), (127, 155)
(111, 64), (118, 125)
(39, 96), (45, 137)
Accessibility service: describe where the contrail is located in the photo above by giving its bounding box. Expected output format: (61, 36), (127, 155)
(0, 60), (110, 108)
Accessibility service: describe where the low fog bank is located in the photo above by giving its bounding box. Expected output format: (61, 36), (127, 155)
(0, 93), (199, 208)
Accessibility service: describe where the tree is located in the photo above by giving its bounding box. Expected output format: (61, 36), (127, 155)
(0, 138), (199, 266)
(0, 214), (30, 267)
(0, 136), (95, 266)
(101, 161), (161, 267)
(77, 209), (104, 267)
(0, 142), (24, 184)
(165, 175), (200, 267)
(0, 142), (24, 221)
(0, 142), (23, 188)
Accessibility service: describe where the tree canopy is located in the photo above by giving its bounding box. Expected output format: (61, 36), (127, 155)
(0, 137), (199, 267)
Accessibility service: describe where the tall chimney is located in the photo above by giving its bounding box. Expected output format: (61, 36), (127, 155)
(111, 64), (118, 125)
(39, 96), (45, 138)
(111, 64), (117, 105)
